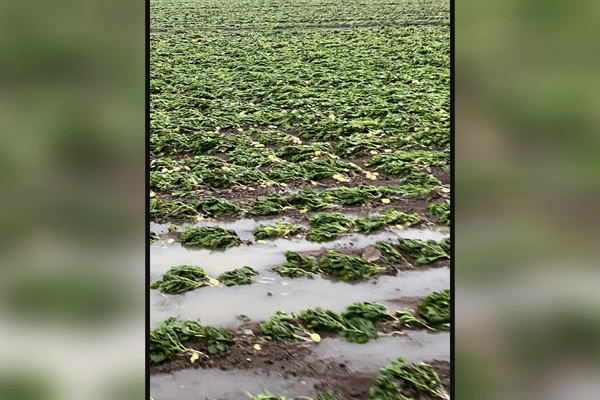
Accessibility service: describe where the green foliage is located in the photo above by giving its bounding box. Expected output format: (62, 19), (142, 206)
(271, 251), (318, 278)
(150, 265), (210, 294)
(339, 317), (378, 344)
(217, 266), (258, 286)
(395, 308), (433, 330)
(259, 311), (313, 342)
(306, 213), (355, 242)
(248, 193), (289, 216)
(366, 150), (447, 175)
(342, 302), (394, 323)
(288, 188), (331, 212)
(369, 358), (449, 400)
(319, 250), (383, 281)
(320, 186), (382, 205)
(398, 238), (449, 265)
(439, 237), (450, 254)
(150, 232), (161, 244)
(266, 162), (304, 183)
(248, 391), (338, 400)
(418, 290), (450, 331)
(355, 209), (420, 233)
(150, 198), (200, 220)
(191, 197), (240, 217)
(180, 225), (241, 249)
(299, 307), (346, 332)
(334, 133), (399, 158)
(428, 200), (450, 225)
(299, 159), (361, 181)
(254, 222), (305, 240)
(256, 130), (298, 145)
(227, 146), (277, 168)
(396, 173), (441, 197)
(150, 317), (233, 364)
(276, 142), (333, 162)
(374, 241), (409, 266)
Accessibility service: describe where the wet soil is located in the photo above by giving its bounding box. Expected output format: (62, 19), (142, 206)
(151, 319), (449, 399)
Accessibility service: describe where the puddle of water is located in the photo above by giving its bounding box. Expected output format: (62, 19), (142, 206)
(150, 266), (449, 329)
(151, 368), (318, 400)
(308, 331), (450, 373)
(151, 217), (449, 329)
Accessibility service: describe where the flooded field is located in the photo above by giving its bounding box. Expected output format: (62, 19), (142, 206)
(150, 0), (450, 398)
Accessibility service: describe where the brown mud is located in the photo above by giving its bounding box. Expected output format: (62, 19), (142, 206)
(151, 318), (449, 399)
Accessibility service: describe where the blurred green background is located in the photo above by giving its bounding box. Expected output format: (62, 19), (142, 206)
(0, 0), (145, 399)
(1, 0), (599, 398)
(456, 0), (600, 398)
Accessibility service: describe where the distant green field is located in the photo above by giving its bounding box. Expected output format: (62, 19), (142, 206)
(151, 0), (449, 31)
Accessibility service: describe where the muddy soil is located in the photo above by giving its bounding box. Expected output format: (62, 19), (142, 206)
(151, 319), (449, 400)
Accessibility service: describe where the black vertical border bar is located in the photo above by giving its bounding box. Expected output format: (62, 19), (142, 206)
(449, 0), (455, 396)
(146, 0), (151, 396)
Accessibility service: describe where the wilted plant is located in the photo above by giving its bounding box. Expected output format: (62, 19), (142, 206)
(180, 225), (241, 249)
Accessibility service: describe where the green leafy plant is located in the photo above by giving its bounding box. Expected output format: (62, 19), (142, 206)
(374, 241), (409, 266)
(341, 302), (395, 324)
(299, 159), (361, 181)
(418, 290), (450, 331)
(271, 251), (318, 278)
(190, 197), (240, 217)
(355, 209), (420, 234)
(398, 238), (449, 265)
(180, 225), (241, 249)
(319, 250), (383, 281)
(150, 265), (211, 294)
(150, 198), (200, 220)
(254, 222), (305, 240)
(306, 213), (355, 242)
(248, 193), (289, 216)
(150, 232), (161, 244)
(369, 358), (449, 400)
(259, 311), (318, 342)
(288, 188), (331, 212)
(339, 317), (378, 344)
(276, 142), (333, 162)
(396, 173), (441, 197)
(150, 317), (233, 364)
(217, 266), (258, 286)
(428, 200), (450, 225)
(395, 308), (433, 330)
(299, 307), (346, 332)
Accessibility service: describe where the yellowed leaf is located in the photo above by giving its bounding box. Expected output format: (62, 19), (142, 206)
(168, 239), (175, 244)
(190, 353), (199, 363)
(310, 333), (321, 343)
(253, 344), (261, 351)
(381, 198), (391, 204)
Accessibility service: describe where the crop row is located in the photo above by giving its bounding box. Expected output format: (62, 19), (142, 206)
(150, 181), (447, 222)
(151, 0), (449, 31)
(150, 236), (450, 292)
(151, 292), (450, 365)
